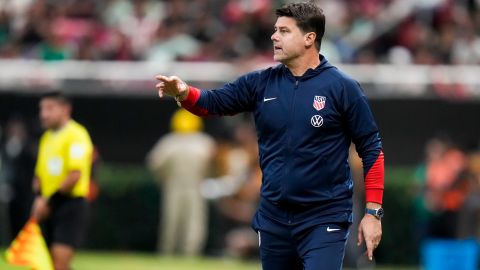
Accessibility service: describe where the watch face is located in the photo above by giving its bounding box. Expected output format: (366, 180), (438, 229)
(376, 208), (384, 218)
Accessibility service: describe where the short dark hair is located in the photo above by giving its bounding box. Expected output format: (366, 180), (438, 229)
(40, 91), (71, 105)
(275, 2), (325, 50)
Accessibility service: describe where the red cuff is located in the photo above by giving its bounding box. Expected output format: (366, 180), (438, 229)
(181, 86), (201, 107)
(365, 151), (384, 204)
(365, 188), (384, 204)
(180, 86), (210, 116)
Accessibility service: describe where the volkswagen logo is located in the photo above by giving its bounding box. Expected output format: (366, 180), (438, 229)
(311, 115), (323, 127)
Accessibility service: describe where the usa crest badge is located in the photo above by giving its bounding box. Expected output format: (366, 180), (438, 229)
(313, 96), (326, 111)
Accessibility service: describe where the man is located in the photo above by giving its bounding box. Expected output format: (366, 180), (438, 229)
(31, 92), (93, 270)
(0, 117), (36, 239)
(146, 108), (215, 256)
(155, 2), (384, 270)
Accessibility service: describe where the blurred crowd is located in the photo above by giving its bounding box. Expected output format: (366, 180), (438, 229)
(0, 0), (478, 64)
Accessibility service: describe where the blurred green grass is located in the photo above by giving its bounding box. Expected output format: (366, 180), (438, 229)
(74, 252), (261, 270)
(0, 250), (416, 270)
(1, 250), (261, 270)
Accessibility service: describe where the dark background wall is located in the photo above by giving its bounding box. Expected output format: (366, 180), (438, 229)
(1, 93), (479, 165)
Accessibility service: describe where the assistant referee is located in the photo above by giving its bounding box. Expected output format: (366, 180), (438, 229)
(31, 91), (93, 270)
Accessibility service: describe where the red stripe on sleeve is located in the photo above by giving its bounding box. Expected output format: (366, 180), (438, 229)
(180, 86), (210, 116)
(365, 150), (384, 204)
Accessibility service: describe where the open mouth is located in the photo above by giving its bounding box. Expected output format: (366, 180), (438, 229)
(274, 45), (282, 51)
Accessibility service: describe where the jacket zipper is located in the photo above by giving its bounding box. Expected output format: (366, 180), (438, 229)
(282, 79), (299, 200)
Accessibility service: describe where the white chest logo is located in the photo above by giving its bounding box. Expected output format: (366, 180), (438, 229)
(70, 143), (86, 159)
(313, 96), (326, 111)
(311, 115), (323, 127)
(47, 157), (63, 176)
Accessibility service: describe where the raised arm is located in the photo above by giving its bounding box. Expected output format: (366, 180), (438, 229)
(155, 71), (261, 116)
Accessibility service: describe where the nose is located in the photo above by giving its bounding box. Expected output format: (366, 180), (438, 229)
(271, 31), (279, 41)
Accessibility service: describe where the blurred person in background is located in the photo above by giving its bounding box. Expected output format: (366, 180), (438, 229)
(31, 91), (93, 270)
(416, 138), (480, 268)
(201, 121), (262, 259)
(411, 138), (445, 251)
(155, 2), (384, 269)
(456, 149), (480, 239)
(0, 116), (36, 240)
(146, 108), (215, 256)
(221, 122), (262, 259)
(423, 141), (468, 238)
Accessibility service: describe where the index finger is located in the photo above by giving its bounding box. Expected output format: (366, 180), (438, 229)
(155, 75), (171, 82)
(366, 239), (374, 261)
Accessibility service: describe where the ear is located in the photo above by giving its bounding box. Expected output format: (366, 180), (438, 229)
(304, 32), (317, 48)
(63, 104), (72, 116)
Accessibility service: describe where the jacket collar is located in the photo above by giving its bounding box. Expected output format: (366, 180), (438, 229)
(282, 54), (334, 82)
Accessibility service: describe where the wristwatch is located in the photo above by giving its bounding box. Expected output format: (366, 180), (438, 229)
(175, 82), (189, 107)
(174, 94), (183, 107)
(365, 207), (384, 220)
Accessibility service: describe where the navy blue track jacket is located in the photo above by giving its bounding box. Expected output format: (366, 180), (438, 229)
(181, 55), (384, 225)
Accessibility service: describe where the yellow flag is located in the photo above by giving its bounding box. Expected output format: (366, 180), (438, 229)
(4, 219), (54, 270)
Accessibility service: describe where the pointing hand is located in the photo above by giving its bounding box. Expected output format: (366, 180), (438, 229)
(155, 75), (189, 99)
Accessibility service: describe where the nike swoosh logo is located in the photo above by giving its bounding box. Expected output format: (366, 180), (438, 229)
(263, 97), (277, 102)
(327, 227), (341, 232)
